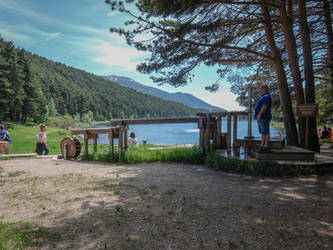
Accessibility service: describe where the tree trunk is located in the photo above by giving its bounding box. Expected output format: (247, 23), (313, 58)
(261, 1), (299, 146)
(298, 0), (320, 152)
(323, 0), (333, 90)
(279, 0), (306, 147)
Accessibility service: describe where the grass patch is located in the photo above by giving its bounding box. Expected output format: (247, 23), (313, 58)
(4, 122), (71, 154)
(0, 222), (61, 250)
(82, 144), (205, 165)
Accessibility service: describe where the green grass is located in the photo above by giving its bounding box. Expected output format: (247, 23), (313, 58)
(0, 222), (61, 250)
(4, 122), (71, 154)
(81, 144), (205, 165)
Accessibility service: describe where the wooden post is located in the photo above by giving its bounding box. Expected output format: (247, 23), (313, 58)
(118, 125), (124, 157)
(84, 132), (88, 155)
(233, 114), (238, 147)
(198, 118), (205, 153)
(227, 113), (232, 150)
(109, 130), (114, 156)
(216, 116), (222, 149)
(93, 135), (98, 152)
(205, 114), (211, 153)
(124, 125), (128, 151)
(305, 117), (309, 149)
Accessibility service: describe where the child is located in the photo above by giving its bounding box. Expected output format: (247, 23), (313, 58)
(128, 132), (138, 147)
(0, 124), (12, 154)
(36, 124), (49, 155)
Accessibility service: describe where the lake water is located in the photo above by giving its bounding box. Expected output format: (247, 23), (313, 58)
(95, 120), (282, 145)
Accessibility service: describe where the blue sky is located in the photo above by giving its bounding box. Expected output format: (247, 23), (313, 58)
(0, 0), (244, 111)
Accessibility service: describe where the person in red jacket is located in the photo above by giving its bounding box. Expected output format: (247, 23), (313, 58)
(328, 127), (332, 139)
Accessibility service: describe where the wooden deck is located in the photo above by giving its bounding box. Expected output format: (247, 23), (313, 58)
(254, 145), (315, 161)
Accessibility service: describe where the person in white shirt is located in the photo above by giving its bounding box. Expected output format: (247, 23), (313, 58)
(128, 132), (138, 147)
(36, 124), (49, 155)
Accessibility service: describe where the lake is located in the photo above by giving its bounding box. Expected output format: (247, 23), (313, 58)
(95, 120), (282, 145)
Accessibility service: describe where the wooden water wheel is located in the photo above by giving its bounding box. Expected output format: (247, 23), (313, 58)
(60, 137), (81, 159)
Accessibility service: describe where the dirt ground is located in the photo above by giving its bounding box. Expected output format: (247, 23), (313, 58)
(0, 158), (332, 250)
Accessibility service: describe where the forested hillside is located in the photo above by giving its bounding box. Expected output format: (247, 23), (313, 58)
(0, 37), (202, 123)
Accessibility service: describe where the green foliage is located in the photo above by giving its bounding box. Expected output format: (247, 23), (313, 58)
(0, 222), (60, 250)
(0, 36), (201, 124)
(47, 114), (75, 129)
(320, 138), (333, 144)
(4, 122), (71, 154)
(82, 145), (205, 165)
(316, 82), (333, 123)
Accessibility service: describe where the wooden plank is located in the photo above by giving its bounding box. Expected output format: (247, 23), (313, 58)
(0, 153), (36, 159)
(198, 118), (204, 153)
(118, 125), (124, 157)
(204, 114), (210, 153)
(93, 135), (98, 152)
(197, 112), (248, 117)
(109, 131), (114, 156)
(124, 126), (128, 150)
(110, 117), (199, 126)
(84, 133), (88, 155)
(70, 127), (118, 135)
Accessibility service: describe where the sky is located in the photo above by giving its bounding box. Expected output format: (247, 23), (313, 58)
(0, 0), (244, 111)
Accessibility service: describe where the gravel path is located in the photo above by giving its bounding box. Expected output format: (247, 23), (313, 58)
(0, 158), (332, 249)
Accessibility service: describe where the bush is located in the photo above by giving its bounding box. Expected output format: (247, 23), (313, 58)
(320, 138), (333, 144)
(82, 145), (205, 165)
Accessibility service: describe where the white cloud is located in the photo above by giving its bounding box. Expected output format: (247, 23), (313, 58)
(93, 40), (148, 71)
(199, 91), (245, 111)
(46, 32), (60, 41)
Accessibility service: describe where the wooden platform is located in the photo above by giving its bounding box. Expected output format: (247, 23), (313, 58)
(237, 137), (285, 149)
(254, 145), (315, 161)
(0, 153), (36, 159)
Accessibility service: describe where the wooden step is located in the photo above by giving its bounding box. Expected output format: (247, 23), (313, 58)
(254, 145), (315, 161)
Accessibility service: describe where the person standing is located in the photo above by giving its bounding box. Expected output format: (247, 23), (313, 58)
(0, 124), (12, 154)
(36, 124), (49, 155)
(254, 84), (272, 151)
(321, 127), (330, 139)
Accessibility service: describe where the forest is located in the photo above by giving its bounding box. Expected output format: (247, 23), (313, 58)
(0, 36), (202, 124)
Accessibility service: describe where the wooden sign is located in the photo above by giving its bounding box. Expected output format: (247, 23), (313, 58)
(297, 103), (318, 117)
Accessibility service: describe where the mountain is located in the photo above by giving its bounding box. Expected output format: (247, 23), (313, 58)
(0, 36), (203, 123)
(102, 75), (227, 112)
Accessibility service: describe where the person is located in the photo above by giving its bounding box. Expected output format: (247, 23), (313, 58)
(36, 123), (49, 155)
(318, 128), (322, 138)
(321, 127), (330, 139)
(128, 132), (138, 147)
(0, 124), (12, 154)
(327, 128), (333, 139)
(254, 84), (272, 151)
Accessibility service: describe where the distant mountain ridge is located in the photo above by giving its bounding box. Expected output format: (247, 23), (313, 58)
(102, 75), (227, 112)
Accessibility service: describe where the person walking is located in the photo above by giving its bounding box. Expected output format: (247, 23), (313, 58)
(36, 124), (49, 155)
(0, 124), (12, 154)
(254, 84), (272, 151)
